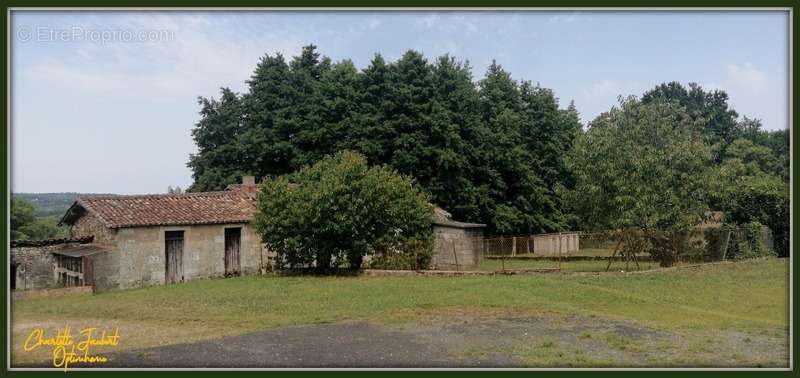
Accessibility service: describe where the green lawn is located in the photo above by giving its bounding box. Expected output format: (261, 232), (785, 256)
(11, 258), (788, 365)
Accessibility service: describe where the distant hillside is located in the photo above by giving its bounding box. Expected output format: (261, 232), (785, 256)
(12, 192), (115, 217)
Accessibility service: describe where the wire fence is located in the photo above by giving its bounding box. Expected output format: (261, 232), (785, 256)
(428, 224), (776, 273)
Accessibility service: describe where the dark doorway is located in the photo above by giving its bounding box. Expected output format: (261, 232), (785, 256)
(224, 228), (242, 277)
(165, 231), (184, 284)
(11, 264), (16, 290)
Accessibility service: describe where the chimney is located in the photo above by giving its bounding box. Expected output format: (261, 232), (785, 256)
(242, 176), (256, 187)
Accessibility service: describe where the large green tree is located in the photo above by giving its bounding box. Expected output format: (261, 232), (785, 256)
(253, 151), (433, 270)
(639, 82), (789, 257)
(565, 98), (713, 266)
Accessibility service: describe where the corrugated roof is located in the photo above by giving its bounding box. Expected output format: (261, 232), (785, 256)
(11, 236), (94, 248)
(52, 244), (109, 258)
(431, 206), (486, 229)
(62, 191), (257, 229)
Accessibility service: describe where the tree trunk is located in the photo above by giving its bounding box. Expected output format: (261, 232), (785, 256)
(316, 253), (332, 273)
(349, 253), (363, 270)
(659, 253), (674, 268)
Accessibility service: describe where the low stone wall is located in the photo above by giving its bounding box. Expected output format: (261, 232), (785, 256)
(12, 286), (93, 301)
(11, 245), (59, 290)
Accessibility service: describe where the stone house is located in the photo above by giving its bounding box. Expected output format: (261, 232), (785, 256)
(55, 178), (266, 291)
(11, 177), (485, 292)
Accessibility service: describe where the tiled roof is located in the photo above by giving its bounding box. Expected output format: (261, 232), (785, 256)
(65, 191), (257, 229)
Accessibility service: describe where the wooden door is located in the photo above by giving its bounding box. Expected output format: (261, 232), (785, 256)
(165, 231), (184, 284)
(224, 228), (241, 276)
(82, 256), (93, 287)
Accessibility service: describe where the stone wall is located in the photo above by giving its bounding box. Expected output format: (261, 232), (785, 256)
(70, 212), (116, 244)
(103, 222), (268, 291)
(11, 245), (58, 290)
(431, 226), (484, 269)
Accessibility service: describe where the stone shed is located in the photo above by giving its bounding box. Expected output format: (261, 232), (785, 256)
(430, 208), (486, 269)
(10, 236), (96, 290)
(57, 178), (270, 291)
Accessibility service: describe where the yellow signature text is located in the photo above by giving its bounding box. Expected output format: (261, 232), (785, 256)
(24, 325), (120, 371)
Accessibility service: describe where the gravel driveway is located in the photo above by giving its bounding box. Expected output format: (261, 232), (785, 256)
(16, 313), (788, 368)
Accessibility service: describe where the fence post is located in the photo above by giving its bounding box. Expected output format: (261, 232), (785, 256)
(452, 239), (459, 272)
(511, 237), (517, 257)
(721, 228), (732, 261)
(414, 240), (419, 270)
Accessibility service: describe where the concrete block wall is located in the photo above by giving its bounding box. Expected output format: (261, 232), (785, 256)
(431, 226), (484, 269)
(532, 233), (580, 256)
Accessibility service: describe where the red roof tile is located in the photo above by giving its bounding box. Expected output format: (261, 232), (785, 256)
(68, 191), (257, 229)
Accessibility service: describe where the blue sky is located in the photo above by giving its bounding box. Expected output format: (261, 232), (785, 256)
(11, 10), (789, 194)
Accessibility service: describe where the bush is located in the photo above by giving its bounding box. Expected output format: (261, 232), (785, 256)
(645, 230), (705, 267)
(253, 151), (434, 271)
(727, 222), (776, 260)
(725, 175), (789, 257)
(367, 239), (433, 270)
(702, 226), (732, 261)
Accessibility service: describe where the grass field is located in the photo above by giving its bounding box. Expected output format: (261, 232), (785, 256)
(11, 258), (789, 366)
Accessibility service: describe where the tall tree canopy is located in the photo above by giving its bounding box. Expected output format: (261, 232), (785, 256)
(188, 45), (581, 235)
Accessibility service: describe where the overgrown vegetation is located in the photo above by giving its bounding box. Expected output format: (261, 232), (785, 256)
(565, 84), (788, 263)
(253, 151), (433, 270)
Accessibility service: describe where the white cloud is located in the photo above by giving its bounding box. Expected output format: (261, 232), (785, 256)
(726, 62), (767, 93)
(415, 14), (478, 34)
(581, 79), (621, 99)
(20, 14), (305, 101)
(366, 18), (382, 30)
(705, 62), (785, 129)
(420, 14), (440, 29)
(548, 12), (579, 24)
